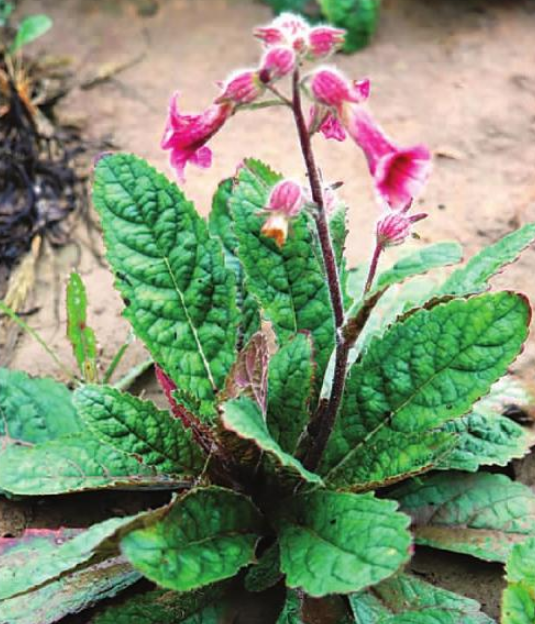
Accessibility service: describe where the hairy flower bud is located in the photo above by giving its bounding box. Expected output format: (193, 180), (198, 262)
(310, 68), (369, 110)
(216, 70), (264, 106)
(260, 179), (304, 247)
(307, 26), (346, 59)
(259, 46), (296, 83)
(376, 211), (427, 248)
(254, 12), (309, 53)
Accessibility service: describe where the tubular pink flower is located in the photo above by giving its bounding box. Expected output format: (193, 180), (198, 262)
(260, 179), (304, 247)
(376, 211), (427, 248)
(161, 92), (232, 182)
(259, 46), (296, 83)
(342, 106), (432, 209)
(307, 26), (346, 59)
(215, 70), (264, 106)
(310, 68), (369, 110)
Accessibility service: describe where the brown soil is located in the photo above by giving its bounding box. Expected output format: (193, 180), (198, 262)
(4, 0), (535, 620)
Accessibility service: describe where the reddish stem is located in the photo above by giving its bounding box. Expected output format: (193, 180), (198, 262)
(364, 241), (383, 295)
(290, 68), (349, 471)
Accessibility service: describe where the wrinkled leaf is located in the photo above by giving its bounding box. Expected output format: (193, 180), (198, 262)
(393, 472), (535, 562)
(0, 368), (82, 452)
(244, 542), (282, 593)
(502, 537), (535, 624)
(121, 487), (263, 592)
(321, 292), (530, 490)
(267, 332), (314, 453)
(440, 223), (535, 296)
(66, 271), (98, 382)
(74, 384), (203, 474)
(0, 557), (139, 624)
(221, 396), (323, 484)
(276, 590), (304, 623)
(209, 178), (261, 342)
(93, 153), (238, 408)
(230, 159), (334, 387)
(0, 432), (188, 495)
(274, 490), (411, 597)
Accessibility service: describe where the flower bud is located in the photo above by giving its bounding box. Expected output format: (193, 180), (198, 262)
(259, 46), (296, 84)
(267, 179), (304, 217)
(260, 179), (304, 247)
(310, 68), (369, 110)
(215, 70), (264, 106)
(376, 211), (427, 248)
(307, 26), (346, 59)
(254, 13), (309, 53)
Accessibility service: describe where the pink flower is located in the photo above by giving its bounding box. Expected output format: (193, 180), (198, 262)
(319, 111), (347, 142)
(161, 92), (232, 182)
(260, 179), (304, 247)
(259, 46), (296, 83)
(216, 70), (264, 106)
(376, 210), (427, 248)
(254, 13), (309, 53)
(310, 68), (369, 109)
(308, 26), (346, 59)
(343, 106), (432, 209)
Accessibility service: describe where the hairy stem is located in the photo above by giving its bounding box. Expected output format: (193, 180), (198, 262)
(290, 68), (349, 471)
(364, 240), (382, 295)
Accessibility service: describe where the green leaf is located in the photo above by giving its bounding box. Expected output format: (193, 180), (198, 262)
(0, 368), (82, 451)
(393, 472), (535, 562)
(320, 292), (530, 490)
(244, 542), (282, 593)
(10, 14), (52, 54)
(230, 159), (334, 387)
(274, 490), (411, 597)
(502, 537), (535, 624)
(209, 178), (261, 342)
(92, 153), (238, 407)
(74, 384), (203, 475)
(0, 557), (139, 624)
(66, 271), (98, 382)
(346, 243), (464, 302)
(318, 0), (380, 52)
(121, 487), (263, 592)
(440, 223), (535, 296)
(267, 332), (314, 453)
(92, 586), (226, 624)
(0, 432), (188, 495)
(0, 513), (154, 601)
(221, 396), (323, 484)
(349, 573), (495, 624)
(276, 590), (304, 623)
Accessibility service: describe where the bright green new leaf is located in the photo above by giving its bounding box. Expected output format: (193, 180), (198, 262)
(0, 557), (139, 624)
(74, 384), (203, 474)
(209, 178), (261, 342)
(318, 0), (380, 52)
(440, 223), (535, 296)
(66, 271), (98, 382)
(502, 537), (535, 624)
(274, 490), (411, 597)
(349, 573), (495, 624)
(92, 153), (238, 406)
(92, 585), (226, 624)
(10, 14), (52, 54)
(0, 432), (188, 495)
(321, 292), (530, 490)
(121, 487), (263, 592)
(393, 472), (535, 562)
(267, 332), (314, 453)
(0, 368), (82, 452)
(221, 396), (323, 484)
(230, 159), (334, 386)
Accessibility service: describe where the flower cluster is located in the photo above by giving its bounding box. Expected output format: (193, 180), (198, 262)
(161, 12), (432, 251)
(162, 13), (343, 181)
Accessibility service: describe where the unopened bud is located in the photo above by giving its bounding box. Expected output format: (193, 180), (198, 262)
(307, 26), (346, 59)
(259, 46), (296, 84)
(376, 211), (427, 248)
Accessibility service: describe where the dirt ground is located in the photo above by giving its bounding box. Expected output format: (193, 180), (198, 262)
(3, 0), (535, 620)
